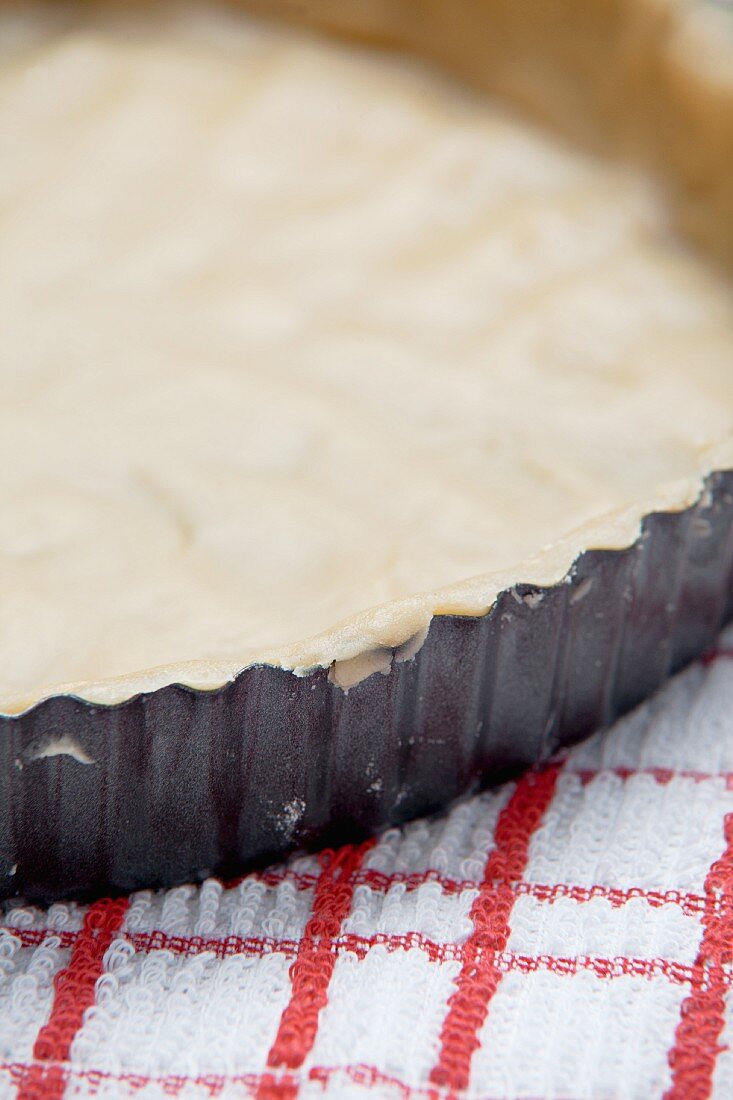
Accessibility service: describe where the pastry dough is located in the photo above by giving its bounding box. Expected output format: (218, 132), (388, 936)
(1, 1), (732, 712)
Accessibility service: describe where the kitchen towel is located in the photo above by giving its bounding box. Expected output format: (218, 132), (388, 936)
(3, 628), (733, 1099)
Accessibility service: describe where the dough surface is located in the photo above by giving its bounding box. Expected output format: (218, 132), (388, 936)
(1, 3), (732, 711)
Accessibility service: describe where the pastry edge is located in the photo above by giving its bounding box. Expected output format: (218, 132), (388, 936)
(4, 435), (732, 716)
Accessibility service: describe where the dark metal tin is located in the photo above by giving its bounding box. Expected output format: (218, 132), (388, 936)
(2, 469), (733, 904)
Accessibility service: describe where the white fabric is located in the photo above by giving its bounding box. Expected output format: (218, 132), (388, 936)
(2, 626), (733, 1098)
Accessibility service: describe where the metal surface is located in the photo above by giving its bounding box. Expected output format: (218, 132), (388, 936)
(2, 470), (733, 904)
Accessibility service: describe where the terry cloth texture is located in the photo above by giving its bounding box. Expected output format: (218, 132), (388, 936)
(3, 629), (733, 1100)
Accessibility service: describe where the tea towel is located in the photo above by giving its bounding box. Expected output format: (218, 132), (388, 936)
(3, 629), (733, 1099)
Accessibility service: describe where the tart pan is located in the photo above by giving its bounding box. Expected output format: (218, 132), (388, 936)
(2, 471), (733, 904)
(2, 0), (733, 903)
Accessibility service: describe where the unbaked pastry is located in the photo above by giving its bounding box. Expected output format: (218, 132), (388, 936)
(0, 0), (732, 712)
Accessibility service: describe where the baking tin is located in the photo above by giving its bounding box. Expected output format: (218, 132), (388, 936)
(2, 470), (732, 904)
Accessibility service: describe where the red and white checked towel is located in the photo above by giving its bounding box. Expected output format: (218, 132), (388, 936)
(3, 629), (733, 1100)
